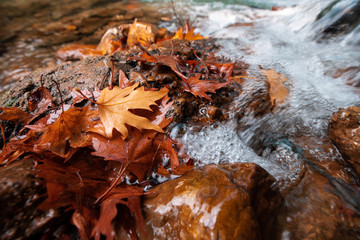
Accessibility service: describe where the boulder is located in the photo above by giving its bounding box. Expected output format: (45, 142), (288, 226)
(0, 160), (64, 239)
(141, 163), (282, 240)
(329, 106), (360, 175)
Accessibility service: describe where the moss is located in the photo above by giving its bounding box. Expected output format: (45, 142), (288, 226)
(5, 97), (17, 107)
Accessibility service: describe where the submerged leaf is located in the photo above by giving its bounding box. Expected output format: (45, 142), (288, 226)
(262, 69), (288, 106)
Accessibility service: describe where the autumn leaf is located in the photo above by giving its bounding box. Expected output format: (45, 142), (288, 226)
(172, 21), (204, 41)
(96, 82), (168, 139)
(92, 129), (159, 181)
(0, 107), (32, 123)
(184, 74), (231, 100)
(91, 186), (146, 240)
(36, 105), (97, 157)
(262, 69), (288, 106)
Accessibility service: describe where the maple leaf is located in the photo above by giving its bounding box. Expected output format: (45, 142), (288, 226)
(0, 107), (32, 123)
(36, 105), (97, 157)
(91, 186), (146, 240)
(262, 69), (288, 106)
(92, 129), (159, 181)
(184, 74), (231, 101)
(96, 82), (168, 139)
(172, 21), (204, 41)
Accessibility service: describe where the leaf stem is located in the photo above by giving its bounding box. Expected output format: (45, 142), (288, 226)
(74, 88), (97, 104)
(94, 163), (129, 204)
(51, 79), (64, 114)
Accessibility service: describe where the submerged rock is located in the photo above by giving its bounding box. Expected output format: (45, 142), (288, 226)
(141, 163), (282, 240)
(329, 106), (360, 175)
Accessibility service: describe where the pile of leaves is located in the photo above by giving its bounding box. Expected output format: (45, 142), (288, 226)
(0, 21), (247, 239)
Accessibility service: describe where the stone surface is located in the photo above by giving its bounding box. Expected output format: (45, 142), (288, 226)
(329, 106), (360, 175)
(142, 163), (282, 240)
(0, 160), (63, 239)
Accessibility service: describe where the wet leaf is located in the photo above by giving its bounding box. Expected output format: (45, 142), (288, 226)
(262, 69), (288, 106)
(96, 82), (168, 139)
(28, 86), (53, 113)
(184, 74), (230, 101)
(91, 186), (146, 240)
(0, 107), (32, 123)
(37, 105), (97, 157)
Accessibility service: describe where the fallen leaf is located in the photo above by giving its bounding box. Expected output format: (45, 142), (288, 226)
(184, 74), (230, 101)
(28, 86), (53, 112)
(172, 158), (194, 175)
(91, 186), (146, 240)
(262, 69), (288, 106)
(96, 82), (168, 139)
(37, 105), (97, 157)
(92, 129), (159, 181)
(0, 107), (32, 123)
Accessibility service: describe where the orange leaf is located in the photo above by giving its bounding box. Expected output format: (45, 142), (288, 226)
(262, 69), (288, 106)
(172, 158), (194, 175)
(96, 82), (168, 139)
(0, 107), (32, 123)
(37, 105), (97, 157)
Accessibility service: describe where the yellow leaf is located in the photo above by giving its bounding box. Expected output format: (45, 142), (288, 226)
(262, 69), (288, 107)
(96, 83), (168, 139)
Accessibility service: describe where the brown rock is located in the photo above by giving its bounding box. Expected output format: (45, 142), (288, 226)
(142, 163), (282, 240)
(0, 160), (63, 239)
(329, 106), (360, 175)
(277, 169), (360, 240)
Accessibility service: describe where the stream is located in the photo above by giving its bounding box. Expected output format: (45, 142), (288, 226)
(1, 0), (360, 239)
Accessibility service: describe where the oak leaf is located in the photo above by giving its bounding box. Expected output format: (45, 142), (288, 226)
(96, 82), (168, 139)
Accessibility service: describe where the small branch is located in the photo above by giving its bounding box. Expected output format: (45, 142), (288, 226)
(170, 0), (183, 27)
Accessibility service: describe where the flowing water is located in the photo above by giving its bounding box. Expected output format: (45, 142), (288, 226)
(1, 0), (360, 237)
(158, 0), (360, 186)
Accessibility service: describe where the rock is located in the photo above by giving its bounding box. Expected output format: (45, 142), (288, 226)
(329, 106), (360, 175)
(315, 0), (360, 39)
(277, 169), (360, 240)
(0, 160), (64, 239)
(142, 163), (282, 240)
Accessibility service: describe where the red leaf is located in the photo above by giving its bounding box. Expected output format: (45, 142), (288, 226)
(184, 74), (231, 101)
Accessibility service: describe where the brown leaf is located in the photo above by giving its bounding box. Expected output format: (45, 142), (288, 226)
(262, 69), (288, 106)
(0, 107), (32, 123)
(96, 82), (168, 139)
(91, 186), (146, 240)
(172, 158), (194, 175)
(28, 86), (53, 112)
(92, 129), (159, 181)
(37, 105), (97, 157)
(184, 74), (230, 101)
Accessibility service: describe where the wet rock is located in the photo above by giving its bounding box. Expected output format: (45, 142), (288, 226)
(329, 106), (360, 175)
(277, 169), (360, 240)
(315, 0), (360, 39)
(142, 163), (282, 240)
(0, 160), (63, 239)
